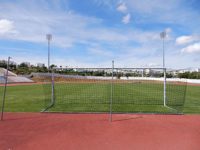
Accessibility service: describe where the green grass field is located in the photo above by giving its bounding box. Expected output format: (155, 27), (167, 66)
(0, 82), (199, 113)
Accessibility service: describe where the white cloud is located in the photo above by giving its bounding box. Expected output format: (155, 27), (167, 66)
(165, 28), (172, 33)
(117, 3), (127, 13)
(125, 0), (200, 31)
(0, 19), (14, 34)
(88, 47), (112, 57)
(122, 13), (131, 24)
(0, 0), (199, 68)
(176, 35), (198, 45)
(181, 43), (200, 53)
(126, 0), (179, 13)
(0, 2), (150, 48)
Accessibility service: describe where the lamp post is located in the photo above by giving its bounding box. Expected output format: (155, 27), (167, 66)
(46, 34), (52, 71)
(160, 31), (166, 106)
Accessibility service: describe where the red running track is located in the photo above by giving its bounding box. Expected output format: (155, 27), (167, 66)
(0, 113), (200, 150)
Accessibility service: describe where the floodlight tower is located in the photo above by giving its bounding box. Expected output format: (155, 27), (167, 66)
(160, 31), (167, 106)
(46, 34), (52, 71)
(160, 31), (166, 68)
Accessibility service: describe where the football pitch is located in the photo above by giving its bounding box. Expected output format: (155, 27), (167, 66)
(0, 82), (200, 113)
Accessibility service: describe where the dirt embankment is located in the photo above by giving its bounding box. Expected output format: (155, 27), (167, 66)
(0, 76), (199, 86)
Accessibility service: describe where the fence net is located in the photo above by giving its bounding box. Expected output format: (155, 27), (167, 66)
(166, 80), (187, 112)
(0, 71), (45, 112)
(0, 74), (5, 113)
(112, 68), (164, 113)
(42, 68), (187, 113)
(45, 69), (112, 112)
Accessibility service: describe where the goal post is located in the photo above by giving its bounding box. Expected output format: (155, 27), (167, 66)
(41, 66), (187, 114)
(109, 60), (114, 122)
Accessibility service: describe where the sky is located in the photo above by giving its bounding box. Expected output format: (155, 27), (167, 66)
(0, 0), (200, 68)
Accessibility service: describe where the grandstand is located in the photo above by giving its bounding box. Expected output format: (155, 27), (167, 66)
(0, 68), (33, 84)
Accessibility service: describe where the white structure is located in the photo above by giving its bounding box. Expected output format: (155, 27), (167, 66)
(0, 67), (33, 83)
(37, 63), (45, 67)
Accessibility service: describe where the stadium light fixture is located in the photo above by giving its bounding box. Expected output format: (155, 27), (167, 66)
(46, 34), (52, 71)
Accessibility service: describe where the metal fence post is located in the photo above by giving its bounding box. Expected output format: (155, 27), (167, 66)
(109, 60), (114, 122)
(1, 57), (11, 121)
(42, 69), (55, 112)
(164, 68), (166, 106)
(51, 69), (55, 106)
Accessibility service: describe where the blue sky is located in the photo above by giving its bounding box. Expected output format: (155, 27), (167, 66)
(0, 0), (200, 68)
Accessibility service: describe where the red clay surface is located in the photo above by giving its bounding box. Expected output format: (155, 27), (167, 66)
(0, 82), (45, 87)
(0, 113), (200, 150)
(0, 80), (200, 87)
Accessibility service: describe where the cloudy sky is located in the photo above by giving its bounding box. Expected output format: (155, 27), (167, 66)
(0, 0), (200, 68)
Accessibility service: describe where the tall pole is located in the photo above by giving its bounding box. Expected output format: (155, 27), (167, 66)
(1, 57), (11, 121)
(51, 68), (55, 107)
(109, 60), (114, 122)
(46, 34), (52, 72)
(160, 31), (166, 106)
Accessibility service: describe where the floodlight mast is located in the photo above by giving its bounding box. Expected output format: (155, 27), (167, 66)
(160, 31), (166, 107)
(46, 34), (52, 72)
(160, 31), (166, 68)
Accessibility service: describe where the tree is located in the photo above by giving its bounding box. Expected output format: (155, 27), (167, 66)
(117, 73), (123, 79)
(0, 60), (7, 68)
(19, 63), (28, 68)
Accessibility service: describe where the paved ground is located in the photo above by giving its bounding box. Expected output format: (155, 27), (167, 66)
(0, 113), (200, 150)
